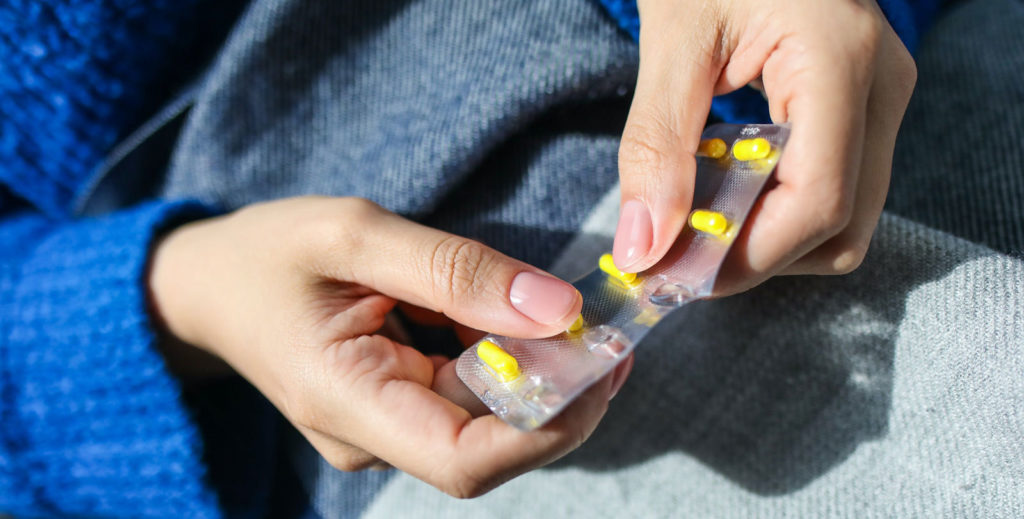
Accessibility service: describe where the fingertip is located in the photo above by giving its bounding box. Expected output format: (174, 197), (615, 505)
(508, 272), (582, 331)
(612, 197), (693, 274)
(615, 143), (696, 273)
(612, 199), (654, 271)
(643, 195), (695, 272)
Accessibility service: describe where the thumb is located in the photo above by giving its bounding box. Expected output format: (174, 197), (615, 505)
(613, 2), (721, 273)
(324, 199), (582, 339)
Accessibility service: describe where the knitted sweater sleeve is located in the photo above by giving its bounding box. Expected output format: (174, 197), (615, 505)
(595, 0), (946, 123)
(0, 199), (223, 518)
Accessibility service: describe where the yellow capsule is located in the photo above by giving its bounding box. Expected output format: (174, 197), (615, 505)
(476, 340), (520, 382)
(732, 137), (772, 161)
(689, 210), (729, 237)
(567, 313), (584, 333)
(632, 307), (661, 327)
(599, 253), (637, 286)
(697, 138), (727, 159)
(753, 150), (780, 173)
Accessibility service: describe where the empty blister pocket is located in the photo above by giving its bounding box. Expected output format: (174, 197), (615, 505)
(456, 124), (790, 431)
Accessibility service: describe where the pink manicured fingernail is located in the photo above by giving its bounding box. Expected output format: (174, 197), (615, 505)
(613, 200), (653, 272)
(509, 272), (579, 326)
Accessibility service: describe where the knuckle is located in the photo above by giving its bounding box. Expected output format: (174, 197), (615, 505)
(849, 6), (883, 52)
(830, 236), (871, 274)
(287, 397), (327, 434)
(336, 196), (383, 220)
(619, 116), (677, 176)
(280, 366), (336, 437)
(890, 46), (918, 100)
(325, 451), (377, 473)
(619, 119), (693, 202)
(830, 4), (882, 75)
(815, 190), (855, 237)
(439, 472), (488, 499)
(297, 197), (379, 248)
(569, 423), (591, 452)
(295, 197), (384, 268)
(332, 197), (384, 240)
(427, 457), (492, 499)
(428, 236), (494, 307)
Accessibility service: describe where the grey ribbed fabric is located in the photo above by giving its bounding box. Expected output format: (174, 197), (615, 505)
(359, 0), (1024, 517)
(363, 201), (1024, 519)
(887, 0), (1024, 257)
(160, 0), (637, 516)
(165, 0), (636, 267)
(149, 0), (1023, 516)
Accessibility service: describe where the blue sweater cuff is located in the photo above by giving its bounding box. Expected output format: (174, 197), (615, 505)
(1, 200), (223, 518)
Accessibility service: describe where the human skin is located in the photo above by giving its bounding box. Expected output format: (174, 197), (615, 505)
(613, 0), (917, 295)
(148, 0), (916, 498)
(149, 196), (633, 498)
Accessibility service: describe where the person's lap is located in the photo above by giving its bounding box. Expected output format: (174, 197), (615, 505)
(132, 0), (1021, 515)
(298, 1), (1024, 517)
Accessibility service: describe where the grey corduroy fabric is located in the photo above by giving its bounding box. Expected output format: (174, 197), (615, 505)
(887, 0), (1024, 257)
(165, 0), (636, 268)
(161, 0), (637, 513)
(338, 1), (1024, 517)
(146, 0), (1023, 516)
(360, 199), (1023, 519)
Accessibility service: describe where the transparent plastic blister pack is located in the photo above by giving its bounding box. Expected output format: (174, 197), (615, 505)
(456, 124), (790, 431)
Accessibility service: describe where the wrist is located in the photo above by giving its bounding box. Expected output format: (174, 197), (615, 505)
(148, 218), (233, 378)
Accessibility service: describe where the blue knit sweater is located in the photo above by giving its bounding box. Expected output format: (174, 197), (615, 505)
(0, 1), (941, 517)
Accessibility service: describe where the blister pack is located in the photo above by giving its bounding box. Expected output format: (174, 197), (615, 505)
(455, 124), (790, 431)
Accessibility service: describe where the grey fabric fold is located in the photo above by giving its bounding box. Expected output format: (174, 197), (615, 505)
(154, 0), (1023, 516)
(363, 202), (1024, 519)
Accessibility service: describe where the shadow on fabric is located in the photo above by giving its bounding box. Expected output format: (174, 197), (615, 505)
(549, 226), (980, 495)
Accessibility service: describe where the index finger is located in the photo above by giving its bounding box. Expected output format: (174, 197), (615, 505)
(311, 200), (582, 339)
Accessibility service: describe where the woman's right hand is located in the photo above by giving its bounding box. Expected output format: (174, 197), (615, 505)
(147, 196), (631, 498)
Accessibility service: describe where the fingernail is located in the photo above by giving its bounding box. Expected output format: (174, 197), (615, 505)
(613, 200), (653, 272)
(509, 272), (580, 326)
(609, 355), (634, 400)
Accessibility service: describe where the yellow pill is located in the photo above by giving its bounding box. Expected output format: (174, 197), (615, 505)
(697, 138), (727, 159)
(689, 210), (729, 237)
(732, 137), (772, 161)
(476, 340), (520, 382)
(568, 313), (584, 333)
(633, 307), (661, 327)
(753, 150), (780, 173)
(599, 253), (637, 285)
